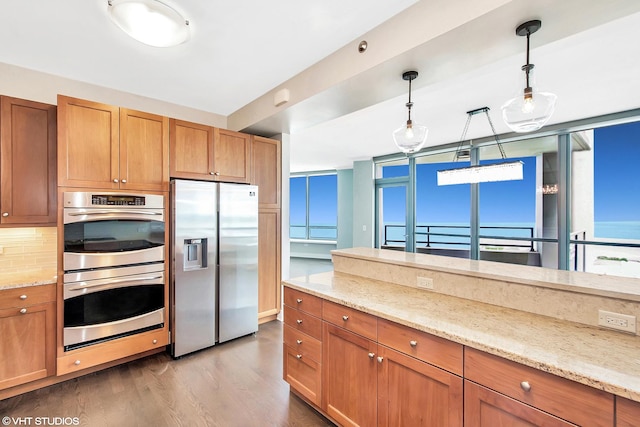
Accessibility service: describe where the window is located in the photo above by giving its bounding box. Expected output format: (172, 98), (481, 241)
(571, 121), (640, 278)
(289, 173), (338, 240)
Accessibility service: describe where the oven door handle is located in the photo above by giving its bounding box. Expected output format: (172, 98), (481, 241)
(67, 210), (162, 216)
(67, 275), (164, 292)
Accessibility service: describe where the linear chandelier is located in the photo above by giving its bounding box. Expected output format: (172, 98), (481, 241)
(437, 107), (524, 186)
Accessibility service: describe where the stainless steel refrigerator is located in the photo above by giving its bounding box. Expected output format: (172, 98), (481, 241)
(170, 179), (259, 358)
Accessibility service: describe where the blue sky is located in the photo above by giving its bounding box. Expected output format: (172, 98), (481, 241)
(594, 121), (640, 222)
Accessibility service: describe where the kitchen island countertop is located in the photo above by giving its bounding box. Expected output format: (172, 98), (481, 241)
(284, 254), (640, 403)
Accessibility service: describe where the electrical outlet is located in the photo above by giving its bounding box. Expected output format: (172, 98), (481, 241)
(417, 276), (434, 290)
(598, 310), (636, 334)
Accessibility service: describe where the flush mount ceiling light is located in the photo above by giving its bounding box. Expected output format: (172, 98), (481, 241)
(501, 20), (557, 133)
(107, 0), (190, 47)
(392, 71), (428, 154)
(437, 107), (524, 186)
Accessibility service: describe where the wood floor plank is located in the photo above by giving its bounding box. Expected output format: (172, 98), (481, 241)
(0, 321), (333, 426)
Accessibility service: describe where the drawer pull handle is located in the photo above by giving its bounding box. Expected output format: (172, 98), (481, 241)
(2, 212), (8, 217)
(296, 298), (302, 303)
(153, 339), (158, 344)
(296, 339), (302, 345)
(121, 179), (127, 184)
(520, 381), (531, 392)
(74, 360), (81, 366)
(296, 354), (302, 359)
(342, 315), (349, 321)
(296, 319), (303, 324)
(19, 294), (27, 300)
(377, 356), (384, 363)
(368, 352), (375, 359)
(19, 308), (27, 314)
(409, 340), (418, 347)
(113, 178), (119, 183)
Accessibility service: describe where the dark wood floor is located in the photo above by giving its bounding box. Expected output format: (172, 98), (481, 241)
(0, 321), (333, 427)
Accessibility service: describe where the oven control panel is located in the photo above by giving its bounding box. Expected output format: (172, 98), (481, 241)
(91, 195), (146, 206)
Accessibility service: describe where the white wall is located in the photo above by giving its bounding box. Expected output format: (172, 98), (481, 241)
(337, 169), (354, 249)
(0, 62), (226, 127)
(352, 160), (375, 248)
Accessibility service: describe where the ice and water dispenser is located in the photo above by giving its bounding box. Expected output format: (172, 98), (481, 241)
(183, 238), (208, 270)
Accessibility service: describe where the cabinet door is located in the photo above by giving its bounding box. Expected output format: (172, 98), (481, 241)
(258, 208), (281, 321)
(120, 109), (169, 192)
(0, 302), (55, 390)
(465, 381), (576, 427)
(377, 345), (463, 427)
(169, 119), (215, 179)
(283, 343), (322, 406)
(251, 136), (281, 208)
(57, 95), (119, 189)
(617, 397), (640, 427)
(0, 96), (56, 224)
(212, 128), (251, 183)
(323, 323), (377, 427)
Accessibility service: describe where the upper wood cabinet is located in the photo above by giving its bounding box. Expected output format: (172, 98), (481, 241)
(169, 119), (215, 180)
(169, 120), (251, 184)
(213, 128), (251, 183)
(57, 95), (169, 191)
(251, 136), (281, 208)
(0, 96), (57, 225)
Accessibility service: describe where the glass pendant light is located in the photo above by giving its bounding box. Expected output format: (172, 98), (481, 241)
(393, 71), (428, 153)
(107, 0), (190, 47)
(501, 20), (557, 133)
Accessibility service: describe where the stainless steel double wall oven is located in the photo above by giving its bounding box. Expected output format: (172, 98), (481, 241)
(62, 192), (166, 351)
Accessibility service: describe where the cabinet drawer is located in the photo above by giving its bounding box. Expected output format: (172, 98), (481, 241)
(322, 300), (377, 340)
(378, 318), (463, 376)
(283, 287), (322, 317)
(465, 347), (613, 427)
(57, 328), (168, 376)
(0, 284), (56, 309)
(283, 343), (321, 407)
(283, 306), (322, 340)
(283, 324), (322, 363)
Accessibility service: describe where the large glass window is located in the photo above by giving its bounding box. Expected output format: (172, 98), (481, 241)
(416, 153), (470, 254)
(477, 150), (538, 265)
(289, 173), (338, 240)
(572, 121), (640, 278)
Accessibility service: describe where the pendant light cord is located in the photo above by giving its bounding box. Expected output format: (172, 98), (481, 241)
(406, 76), (414, 124)
(453, 107), (506, 161)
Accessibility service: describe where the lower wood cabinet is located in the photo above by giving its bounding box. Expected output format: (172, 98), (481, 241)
(283, 287), (629, 427)
(0, 285), (56, 390)
(465, 347), (614, 427)
(258, 208), (281, 322)
(323, 323), (378, 427)
(617, 396), (640, 427)
(57, 327), (168, 376)
(465, 380), (575, 426)
(378, 345), (463, 427)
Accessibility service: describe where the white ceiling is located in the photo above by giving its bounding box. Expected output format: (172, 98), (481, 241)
(1, 1), (640, 173)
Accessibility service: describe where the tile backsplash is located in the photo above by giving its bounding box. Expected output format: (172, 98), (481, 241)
(0, 227), (57, 274)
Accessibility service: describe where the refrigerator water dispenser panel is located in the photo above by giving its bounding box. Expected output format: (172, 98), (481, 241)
(183, 238), (208, 270)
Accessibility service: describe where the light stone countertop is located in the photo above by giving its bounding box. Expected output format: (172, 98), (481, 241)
(334, 247), (640, 302)
(284, 270), (640, 402)
(0, 270), (58, 290)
